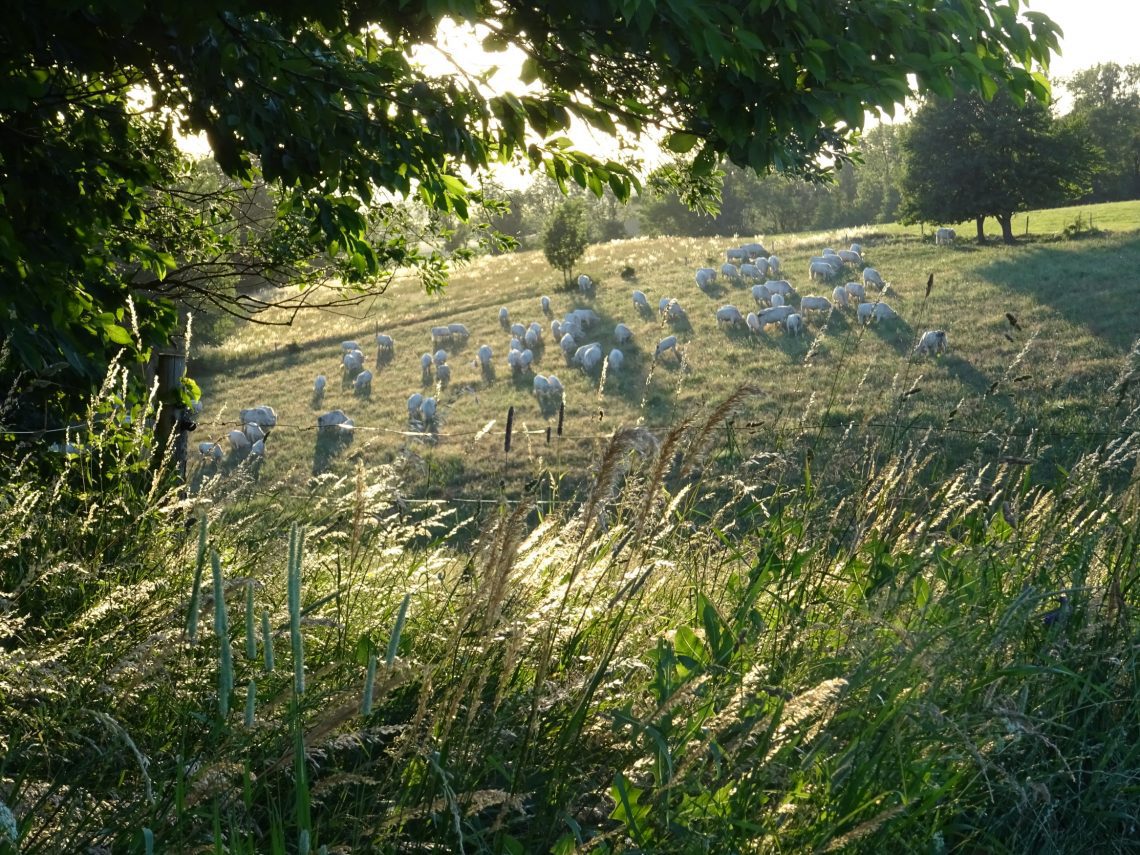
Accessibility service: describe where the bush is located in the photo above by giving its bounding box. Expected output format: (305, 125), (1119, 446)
(543, 199), (589, 286)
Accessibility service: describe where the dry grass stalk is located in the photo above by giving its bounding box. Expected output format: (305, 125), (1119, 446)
(481, 495), (537, 633)
(681, 385), (762, 479)
(823, 802), (908, 852)
(630, 419), (691, 548)
(762, 677), (847, 765)
(579, 426), (659, 540)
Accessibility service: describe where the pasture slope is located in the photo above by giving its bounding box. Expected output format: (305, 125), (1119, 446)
(193, 201), (1140, 498)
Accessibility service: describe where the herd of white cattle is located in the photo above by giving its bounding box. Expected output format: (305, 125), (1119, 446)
(198, 235), (954, 463)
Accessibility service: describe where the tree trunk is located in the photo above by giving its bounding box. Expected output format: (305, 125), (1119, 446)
(996, 213), (1015, 244)
(975, 216), (986, 245)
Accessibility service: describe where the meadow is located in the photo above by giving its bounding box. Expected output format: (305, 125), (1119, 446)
(192, 200), (1140, 505)
(2, 200), (1140, 853)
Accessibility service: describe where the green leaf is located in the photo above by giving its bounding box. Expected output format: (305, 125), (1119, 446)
(180, 376), (201, 407)
(608, 173), (631, 202)
(690, 145), (718, 178)
(665, 131), (700, 153)
(979, 74), (999, 102)
(609, 773), (650, 840)
(698, 593), (731, 662)
(913, 575), (931, 609)
(104, 324), (134, 346)
(674, 625), (707, 671)
(804, 50), (827, 83)
(520, 57), (540, 85)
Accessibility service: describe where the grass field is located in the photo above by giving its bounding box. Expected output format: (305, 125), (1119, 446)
(192, 199), (1140, 501)
(6, 202), (1140, 853)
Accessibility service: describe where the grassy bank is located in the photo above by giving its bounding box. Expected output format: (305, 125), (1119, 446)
(3, 201), (1140, 852)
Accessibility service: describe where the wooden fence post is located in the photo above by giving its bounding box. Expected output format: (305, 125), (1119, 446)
(155, 344), (188, 483)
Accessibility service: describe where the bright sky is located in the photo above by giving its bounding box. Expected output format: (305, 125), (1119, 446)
(1027, 0), (1140, 82)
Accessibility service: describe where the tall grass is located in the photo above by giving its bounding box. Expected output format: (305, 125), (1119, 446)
(4, 210), (1140, 851)
(3, 333), (1140, 851)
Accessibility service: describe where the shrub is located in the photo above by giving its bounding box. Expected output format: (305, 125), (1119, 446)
(543, 199), (589, 286)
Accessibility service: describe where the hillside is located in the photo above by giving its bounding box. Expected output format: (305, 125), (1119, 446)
(192, 202), (1140, 500)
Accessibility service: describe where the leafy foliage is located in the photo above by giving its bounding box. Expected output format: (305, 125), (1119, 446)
(543, 200), (590, 286)
(898, 87), (1099, 243)
(638, 126), (906, 239)
(1063, 63), (1140, 202)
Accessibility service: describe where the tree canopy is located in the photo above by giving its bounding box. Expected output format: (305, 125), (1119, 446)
(1063, 63), (1140, 202)
(1, 0), (1060, 424)
(898, 87), (1097, 244)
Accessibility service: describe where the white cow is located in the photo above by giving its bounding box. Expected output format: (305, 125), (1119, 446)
(695, 268), (718, 290)
(715, 305), (745, 327)
(799, 295), (832, 315)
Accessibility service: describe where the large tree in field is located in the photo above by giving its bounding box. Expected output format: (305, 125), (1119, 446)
(1, 0), (1061, 425)
(899, 86), (1097, 244)
(1064, 63), (1140, 202)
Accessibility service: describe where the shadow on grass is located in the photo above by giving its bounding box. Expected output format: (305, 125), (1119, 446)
(867, 318), (916, 357)
(719, 323), (754, 344)
(696, 282), (731, 300)
(312, 428), (355, 475)
(978, 234), (1140, 351)
(935, 353), (993, 395)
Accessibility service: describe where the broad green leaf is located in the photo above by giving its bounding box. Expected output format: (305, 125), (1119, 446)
(665, 132), (700, 154)
(979, 74), (999, 102)
(691, 145), (718, 178)
(674, 625), (707, 670)
(103, 324), (134, 346)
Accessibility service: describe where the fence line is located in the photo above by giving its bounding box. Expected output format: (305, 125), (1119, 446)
(6, 414), (1139, 446)
(187, 417), (1138, 444)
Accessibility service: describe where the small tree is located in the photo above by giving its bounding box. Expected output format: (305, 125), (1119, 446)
(543, 200), (589, 286)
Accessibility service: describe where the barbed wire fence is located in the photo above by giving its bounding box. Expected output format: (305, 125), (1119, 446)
(8, 404), (1138, 449)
